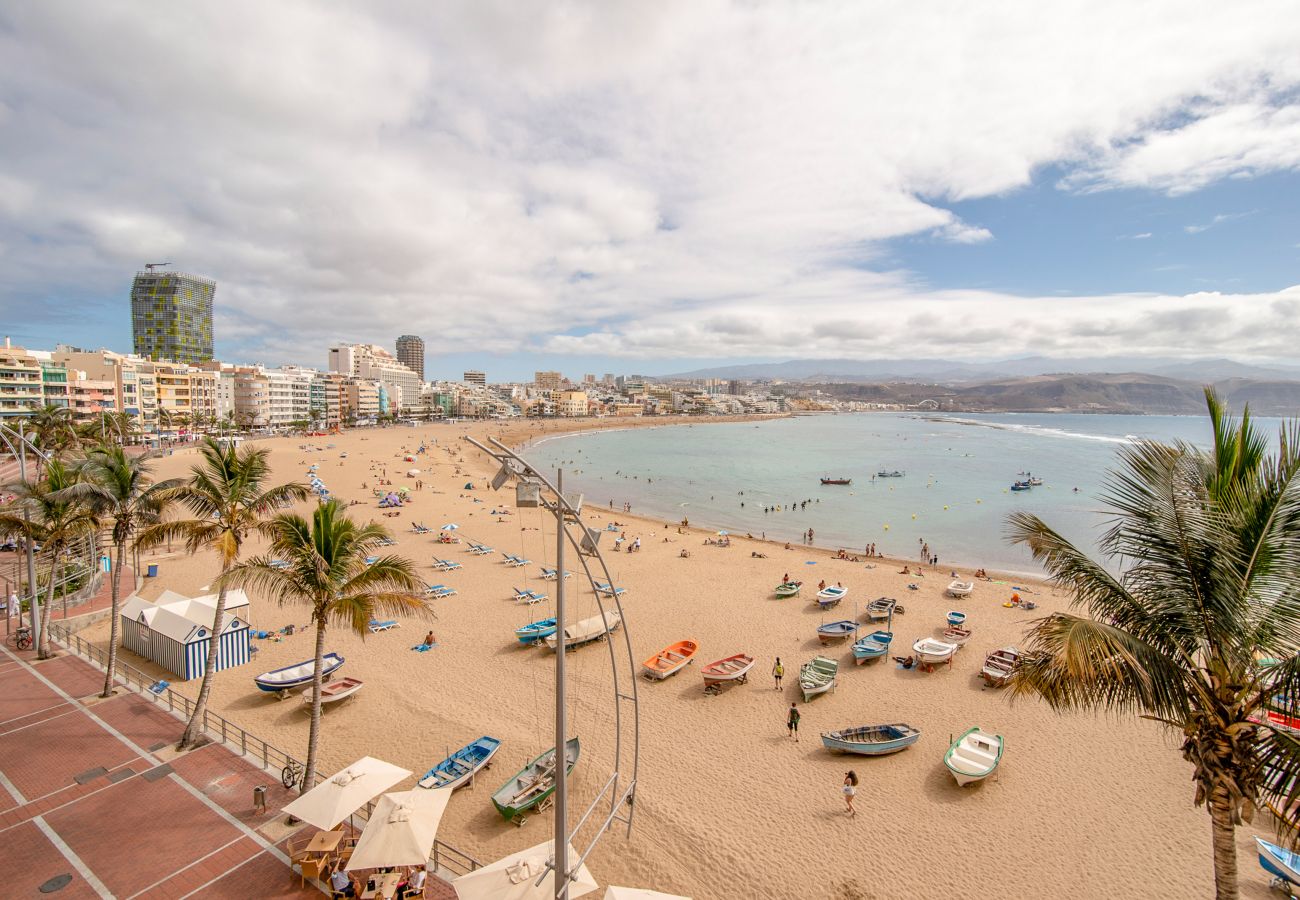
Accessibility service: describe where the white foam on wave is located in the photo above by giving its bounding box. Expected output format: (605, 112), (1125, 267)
(935, 416), (1135, 445)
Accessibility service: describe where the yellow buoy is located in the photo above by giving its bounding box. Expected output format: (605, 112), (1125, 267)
(911, 514), (917, 520)
(883, 524), (890, 530)
(943, 505), (949, 510)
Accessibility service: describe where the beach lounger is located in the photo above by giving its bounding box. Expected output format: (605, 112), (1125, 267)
(432, 558), (463, 571)
(467, 543), (494, 555)
(425, 585), (457, 598)
(594, 582), (627, 597)
(375, 536), (396, 546)
(364, 556), (379, 566)
(147, 680), (170, 695)
(506, 557), (531, 568)
(368, 619), (400, 633)
(269, 559), (290, 570)
(513, 588), (548, 604)
(540, 568), (572, 580)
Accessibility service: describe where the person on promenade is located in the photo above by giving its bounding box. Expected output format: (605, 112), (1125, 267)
(787, 702), (800, 741)
(773, 658), (784, 690)
(843, 771), (858, 817)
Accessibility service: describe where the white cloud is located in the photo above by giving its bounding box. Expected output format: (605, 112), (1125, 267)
(1125, 232), (1153, 240)
(0, 1), (1299, 364)
(1184, 212), (1253, 234)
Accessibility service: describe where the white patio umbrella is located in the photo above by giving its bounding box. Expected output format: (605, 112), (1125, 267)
(604, 889), (691, 900)
(407, 469), (420, 476)
(345, 789), (451, 871)
(280, 756), (412, 830)
(452, 841), (597, 900)
(441, 523), (460, 531)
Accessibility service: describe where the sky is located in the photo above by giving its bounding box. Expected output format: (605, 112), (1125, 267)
(1, 1), (1299, 383)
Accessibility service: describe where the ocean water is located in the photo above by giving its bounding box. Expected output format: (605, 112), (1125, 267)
(524, 412), (1288, 574)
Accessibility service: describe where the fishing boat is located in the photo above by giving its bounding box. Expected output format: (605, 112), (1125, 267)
(419, 736), (502, 790)
(946, 610), (967, 628)
(816, 620), (858, 644)
(820, 477), (852, 485)
(942, 625), (973, 647)
(515, 617), (558, 645)
(865, 597), (896, 621)
(821, 723), (920, 756)
(700, 653), (755, 687)
(543, 610), (622, 651)
(491, 737), (580, 824)
(774, 581), (802, 599)
(1010, 481), (1031, 492)
(944, 727), (1004, 786)
(912, 638), (958, 668)
(876, 470), (905, 478)
(1258, 837), (1300, 890)
(1026, 476), (1044, 486)
(255, 652), (344, 694)
(642, 639), (699, 680)
(981, 647), (1021, 687)
(852, 630), (893, 664)
(799, 656), (838, 701)
(946, 580), (974, 598)
(817, 585), (847, 608)
(300, 676), (363, 707)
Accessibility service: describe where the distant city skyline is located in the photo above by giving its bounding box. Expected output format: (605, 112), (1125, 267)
(2, 5), (1299, 377)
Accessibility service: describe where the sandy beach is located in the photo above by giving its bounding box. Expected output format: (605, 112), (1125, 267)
(77, 417), (1279, 899)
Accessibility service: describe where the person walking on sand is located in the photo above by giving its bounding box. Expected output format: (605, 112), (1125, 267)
(787, 702), (801, 741)
(843, 771), (858, 817)
(773, 658), (784, 690)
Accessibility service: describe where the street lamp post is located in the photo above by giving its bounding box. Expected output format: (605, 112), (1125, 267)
(0, 422), (50, 650)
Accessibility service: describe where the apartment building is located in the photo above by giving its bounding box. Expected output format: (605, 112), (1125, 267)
(328, 343), (422, 414)
(555, 389), (589, 417)
(0, 342), (46, 419)
(534, 371), (563, 392)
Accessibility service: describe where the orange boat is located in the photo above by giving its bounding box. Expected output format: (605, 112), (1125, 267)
(641, 640), (699, 680)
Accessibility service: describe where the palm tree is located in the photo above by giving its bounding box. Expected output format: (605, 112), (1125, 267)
(139, 438), (309, 749)
(224, 500), (429, 791)
(1005, 390), (1300, 900)
(0, 459), (100, 659)
(26, 404), (78, 458)
(62, 448), (177, 697)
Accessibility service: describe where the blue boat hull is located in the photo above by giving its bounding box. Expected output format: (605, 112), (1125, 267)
(516, 618), (558, 644)
(821, 723), (920, 755)
(1258, 838), (1300, 885)
(852, 631), (893, 662)
(254, 653), (345, 692)
(420, 736), (502, 789)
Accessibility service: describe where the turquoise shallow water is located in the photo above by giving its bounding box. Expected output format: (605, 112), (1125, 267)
(525, 412), (1286, 573)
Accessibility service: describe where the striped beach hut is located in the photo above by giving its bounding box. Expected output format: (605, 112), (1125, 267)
(119, 589), (253, 680)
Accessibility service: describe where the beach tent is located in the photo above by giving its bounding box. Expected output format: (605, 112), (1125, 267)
(604, 889), (691, 900)
(346, 789), (451, 871)
(281, 756), (412, 831)
(119, 589), (252, 680)
(452, 841), (596, 900)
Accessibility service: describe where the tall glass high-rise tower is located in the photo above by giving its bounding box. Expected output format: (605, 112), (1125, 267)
(130, 269), (216, 364)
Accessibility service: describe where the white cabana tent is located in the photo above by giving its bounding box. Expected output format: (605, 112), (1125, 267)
(604, 889), (691, 900)
(281, 756), (412, 830)
(119, 589), (252, 679)
(453, 841), (597, 900)
(346, 789), (451, 871)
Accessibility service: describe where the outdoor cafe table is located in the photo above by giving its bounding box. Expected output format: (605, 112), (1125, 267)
(361, 872), (402, 899)
(305, 829), (345, 861)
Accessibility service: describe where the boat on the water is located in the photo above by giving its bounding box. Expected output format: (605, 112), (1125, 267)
(852, 630), (893, 664)
(1257, 837), (1300, 890)
(816, 620), (858, 644)
(301, 676), (363, 707)
(820, 477), (852, 485)
(255, 652), (344, 694)
(912, 638), (958, 668)
(419, 736), (502, 790)
(515, 617), (558, 645)
(544, 610), (621, 651)
(944, 727), (1004, 786)
(799, 656), (838, 701)
(946, 580), (974, 598)
(700, 653), (755, 687)
(1011, 481), (1031, 492)
(642, 639), (698, 680)
(491, 737), (580, 823)
(1026, 476), (1044, 486)
(774, 581), (802, 598)
(816, 585), (847, 608)
(865, 597), (897, 621)
(821, 723), (920, 756)
(981, 647), (1021, 687)
(876, 470), (905, 478)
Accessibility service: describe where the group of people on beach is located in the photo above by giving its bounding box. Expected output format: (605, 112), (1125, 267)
(761, 497), (820, 514)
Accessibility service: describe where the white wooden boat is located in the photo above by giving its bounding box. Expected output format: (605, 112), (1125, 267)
(1257, 837), (1300, 890)
(942, 625), (972, 647)
(944, 727), (1004, 786)
(544, 610), (621, 651)
(419, 736), (502, 790)
(865, 597), (896, 621)
(255, 652), (344, 694)
(821, 723), (920, 756)
(912, 638), (958, 668)
(799, 656), (838, 701)
(301, 676), (363, 706)
(700, 653), (755, 687)
(946, 580), (974, 598)
(816, 585), (847, 608)
(981, 646), (1021, 687)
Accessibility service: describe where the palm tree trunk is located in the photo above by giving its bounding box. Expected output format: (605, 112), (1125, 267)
(1208, 785), (1240, 900)
(38, 551), (59, 660)
(179, 577), (229, 750)
(101, 540), (125, 697)
(301, 616), (328, 794)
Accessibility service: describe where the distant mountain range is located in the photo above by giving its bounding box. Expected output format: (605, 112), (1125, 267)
(661, 356), (1300, 384)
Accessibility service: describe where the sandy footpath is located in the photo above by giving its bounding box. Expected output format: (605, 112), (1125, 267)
(79, 416), (1279, 899)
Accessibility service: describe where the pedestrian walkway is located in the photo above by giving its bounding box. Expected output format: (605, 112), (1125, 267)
(48, 564), (135, 623)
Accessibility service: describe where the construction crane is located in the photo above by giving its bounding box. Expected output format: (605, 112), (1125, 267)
(144, 262), (172, 273)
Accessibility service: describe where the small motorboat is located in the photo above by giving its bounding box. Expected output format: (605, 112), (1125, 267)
(1011, 481), (1031, 492)
(912, 638), (958, 668)
(943, 625), (972, 647)
(1026, 476), (1044, 486)
(852, 630), (893, 664)
(419, 736), (502, 790)
(300, 676), (363, 707)
(642, 639), (699, 680)
(255, 652), (344, 695)
(491, 737), (580, 824)
(876, 470), (905, 478)
(865, 597), (897, 621)
(946, 580), (974, 598)
(544, 610), (622, 651)
(944, 727), (1004, 786)
(816, 585), (847, 608)
(799, 656), (838, 701)
(820, 477), (852, 485)
(515, 617), (558, 645)
(816, 620), (858, 644)
(821, 723), (920, 756)
(774, 581), (802, 599)
(946, 610), (967, 628)
(981, 647), (1021, 687)
(1257, 837), (1300, 891)
(701, 653), (755, 693)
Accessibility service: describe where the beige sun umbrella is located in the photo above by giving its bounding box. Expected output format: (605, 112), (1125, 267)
(346, 789), (451, 871)
(280, 756), (412, 830)
(603, 889), (691, 900)
(452, 841), (597, 900)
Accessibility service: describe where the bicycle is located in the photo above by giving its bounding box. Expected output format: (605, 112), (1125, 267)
(7, 626), (32, 651)
(281, 757), (304, 791)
